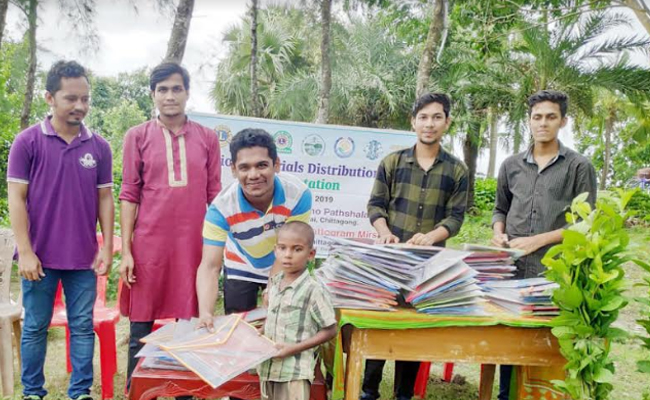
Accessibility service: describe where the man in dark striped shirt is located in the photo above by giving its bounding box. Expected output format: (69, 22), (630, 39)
(491, 90), (597, 400)
(362, 93), (469, 400)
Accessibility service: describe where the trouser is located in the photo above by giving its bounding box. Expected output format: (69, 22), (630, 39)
(260, 379), (311, 400)
(361, 359), (420, 400)
(498, 365), (513, 400)
(21, 268), (97, 399)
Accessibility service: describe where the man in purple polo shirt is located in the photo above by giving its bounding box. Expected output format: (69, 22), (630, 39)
(7, 60), (114, 400)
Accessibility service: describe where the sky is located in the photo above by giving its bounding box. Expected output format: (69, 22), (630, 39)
(4, 0), (648, 174)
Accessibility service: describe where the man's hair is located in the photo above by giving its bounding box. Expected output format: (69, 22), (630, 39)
(528, 90), (568, 117)
(278, 221), (315, 249)
(230, 128), (278, 165)
(45, 60), (89, 95)
(411, 92), (451, 118)
(149, 62), (190, 91)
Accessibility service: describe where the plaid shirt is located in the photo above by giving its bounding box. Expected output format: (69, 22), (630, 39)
(368, 145), (469, 243)
(258, 270), (336, 382)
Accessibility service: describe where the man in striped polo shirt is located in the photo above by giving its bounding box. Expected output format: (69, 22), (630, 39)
(196, 128), (312, 332)
(491, 90), (597, 400)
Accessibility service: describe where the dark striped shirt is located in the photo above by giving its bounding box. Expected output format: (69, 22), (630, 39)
(492, 141), (597, 278)
(258, 270), (336, 382)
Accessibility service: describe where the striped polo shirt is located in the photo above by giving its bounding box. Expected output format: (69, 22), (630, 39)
(203, 173), (312, 283)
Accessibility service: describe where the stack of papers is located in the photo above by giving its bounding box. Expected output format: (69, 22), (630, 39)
(462, 244), (523, 282)
(482, 278), (559, 317)
(315, 238), (428, 310)
(137, 309), (273, 380)
(405, 249), (486, 315)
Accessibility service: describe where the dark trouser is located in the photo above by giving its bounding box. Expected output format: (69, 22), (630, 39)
(498, 365), (513, 400)
(361, 360), (420, 400)
(223, 277), (266, 314)
(224, 278), (266, 400)
(127, 321), (155, 388)
(127, 321), (192, 400)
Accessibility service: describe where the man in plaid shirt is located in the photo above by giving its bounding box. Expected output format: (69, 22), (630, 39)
(362, 92), (469, 400)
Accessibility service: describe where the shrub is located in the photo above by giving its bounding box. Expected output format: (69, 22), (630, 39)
(473, 178), (497, 213)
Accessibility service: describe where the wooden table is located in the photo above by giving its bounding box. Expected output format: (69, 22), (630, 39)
(334, 310), (566, 400)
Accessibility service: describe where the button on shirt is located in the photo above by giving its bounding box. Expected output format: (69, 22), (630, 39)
(492, 141), (597, 278)
(367, 145), (469, 244)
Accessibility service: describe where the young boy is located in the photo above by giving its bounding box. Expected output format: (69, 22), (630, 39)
(258, 221), (337, 400)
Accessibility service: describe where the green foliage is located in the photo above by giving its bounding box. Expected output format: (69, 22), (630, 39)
(472, 178), (497, 213)
(542, 190), (643, 399)
(212, 5), (416, 129)
(627, 189), (650, 223)
(633, 246), (650, 376)
(85, 70), (150, 206)
(0, 39), (48, 210)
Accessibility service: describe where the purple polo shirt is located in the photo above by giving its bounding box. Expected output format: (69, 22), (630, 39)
(7, 117), (113, 270)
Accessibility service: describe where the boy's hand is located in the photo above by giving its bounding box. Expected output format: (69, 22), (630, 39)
(273, 343), (296, 359)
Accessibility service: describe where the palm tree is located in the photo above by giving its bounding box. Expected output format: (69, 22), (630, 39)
(503, 12), (650, 120)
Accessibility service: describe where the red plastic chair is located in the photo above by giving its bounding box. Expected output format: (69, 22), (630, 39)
(413, 362), (455, 398)
(49, 234), (122, 400)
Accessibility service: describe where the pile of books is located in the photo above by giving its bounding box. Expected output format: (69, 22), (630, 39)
(481, 278), (559, 317)
(405, 248), (485, 315)
(315, 238), (430, 311)
(462, 244), (522, 282)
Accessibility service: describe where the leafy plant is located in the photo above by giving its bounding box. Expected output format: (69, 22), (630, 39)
(472, 178), (497, 213)
(542, 190), (643, 400)
(634, 250), (650, 376)
(627, 189), (650, 224)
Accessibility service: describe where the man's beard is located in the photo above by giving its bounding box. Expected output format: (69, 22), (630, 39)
(419, 137), (439, 145)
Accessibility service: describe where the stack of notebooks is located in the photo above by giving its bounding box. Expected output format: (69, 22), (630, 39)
(315, 238), (431, 311)
(405, 248), (486, 315)
(462, 244), (522, 282)
(481, 278), (559, 317)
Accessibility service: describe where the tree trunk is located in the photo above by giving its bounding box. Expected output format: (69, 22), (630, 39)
(487, 107), (499, 178)
(600, 112), (615, 190)
(415, 0), (447, 98)
(315, 0), (332, 124)
(623, 0), (650, 37)
(463, 122), (481, 210)
(250, 0), (261, 118)
(20, 0), (37, 131)
(164, 0), (195, 63)
(513, 123), (523, 154)
(0, 0), (9, 52)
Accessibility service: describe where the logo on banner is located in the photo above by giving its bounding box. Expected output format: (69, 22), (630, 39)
(273, 130), (293, 154)
(364, 140), (383, 160)
(215, 125), (232, 148)
(302, 134), (325, 156)
(334, 137), (355, 158)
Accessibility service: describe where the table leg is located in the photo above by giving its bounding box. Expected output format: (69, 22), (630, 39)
(479, 364), (496, 400)
(344, 329), (365, 400)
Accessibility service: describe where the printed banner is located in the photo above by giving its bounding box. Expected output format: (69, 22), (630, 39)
(188, 112), (417, 257)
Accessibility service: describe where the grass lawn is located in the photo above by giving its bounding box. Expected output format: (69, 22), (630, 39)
(3, 213), (650, 399)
